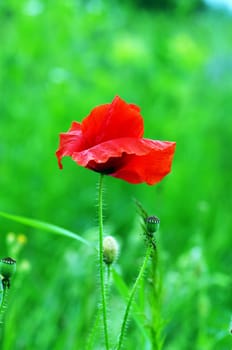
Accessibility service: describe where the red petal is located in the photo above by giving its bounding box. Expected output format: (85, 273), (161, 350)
(81, 96), (144, 148)
(72, 138), (151, 167)
(56, 122), (83, 169)
(71, 138), (176, 185)
(112, 140), (176, 185)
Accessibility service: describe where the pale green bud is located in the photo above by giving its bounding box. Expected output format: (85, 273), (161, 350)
(103, 236), (119, 265)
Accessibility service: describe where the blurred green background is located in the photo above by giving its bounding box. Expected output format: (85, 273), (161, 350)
(0, 0), (232, 349)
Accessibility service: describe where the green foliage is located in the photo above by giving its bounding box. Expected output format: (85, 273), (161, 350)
(0, 0), (232, 349)
(118, 0), (205, 13)
(0, 211), (91, 247)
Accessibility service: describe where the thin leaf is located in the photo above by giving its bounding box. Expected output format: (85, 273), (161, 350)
(0, 211), (91, 247)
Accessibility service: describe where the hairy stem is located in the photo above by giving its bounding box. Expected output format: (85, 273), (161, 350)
(0, 283), (8, 325)
(0, 281), (8, 348)
(116, 247), (151, 350)
(98, 174), (109, 350)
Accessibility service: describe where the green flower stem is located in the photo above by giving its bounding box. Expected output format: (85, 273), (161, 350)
(116, 247), (151, 350)
(85, 264), (111, 350)
(0, 282), (8, 325)
(106, 265), (111, 287)
(98, 174), (109, 350)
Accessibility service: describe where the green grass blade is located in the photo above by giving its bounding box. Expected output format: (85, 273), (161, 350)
(0, 211), (91, 247)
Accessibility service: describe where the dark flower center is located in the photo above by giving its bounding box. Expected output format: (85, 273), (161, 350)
(87, 155), (126, 174)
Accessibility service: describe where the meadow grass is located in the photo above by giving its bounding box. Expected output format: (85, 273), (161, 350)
(0, 1), (232, 349)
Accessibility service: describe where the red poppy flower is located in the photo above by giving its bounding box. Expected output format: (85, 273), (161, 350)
(56, 96), (176, 185)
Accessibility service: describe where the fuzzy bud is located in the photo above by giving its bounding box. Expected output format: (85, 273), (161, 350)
(145, 216), (160, 234)
(0, 257), (16, 279)
(103, 236), (119, 265)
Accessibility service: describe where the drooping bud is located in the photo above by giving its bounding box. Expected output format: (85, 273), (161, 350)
(103, 236), (119, 265)
(145, 216), (160, 234)
(0, 257), (16, 279)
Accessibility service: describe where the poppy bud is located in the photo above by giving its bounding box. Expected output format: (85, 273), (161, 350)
(145, 216), (160, 234)
(0, 257), (16, 279)
(103, 236), (119, 265)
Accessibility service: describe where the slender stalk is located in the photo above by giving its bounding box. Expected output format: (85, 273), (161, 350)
(116, 247), (151, 350)
(0, 282), (8, 324)
(106, 265), (111, 288)
(85, 264), (111, 350)
(98, 174), (109, 350)
(0, 281), (8, 349)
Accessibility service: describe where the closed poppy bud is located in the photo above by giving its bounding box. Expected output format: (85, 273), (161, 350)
(0, 257), (16, 279)
(145, 216), (160, 234)
(103, 236), (119, 265)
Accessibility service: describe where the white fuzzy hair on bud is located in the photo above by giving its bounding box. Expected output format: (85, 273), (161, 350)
(103, 236), (119, 265)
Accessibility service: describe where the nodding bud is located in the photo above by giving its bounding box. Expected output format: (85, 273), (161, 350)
(145, 216), (160, 234)
(0, 257), (16, 279)
(103, 236), (119, 265)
